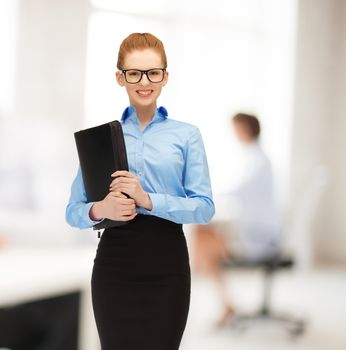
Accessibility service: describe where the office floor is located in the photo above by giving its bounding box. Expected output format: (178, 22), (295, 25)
(181, 268), (346, 350)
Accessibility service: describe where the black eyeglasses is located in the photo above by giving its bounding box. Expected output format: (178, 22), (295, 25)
(121, 68), (166, 84)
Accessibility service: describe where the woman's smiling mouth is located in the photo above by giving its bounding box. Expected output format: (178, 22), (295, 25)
(136, 89), (153, 97)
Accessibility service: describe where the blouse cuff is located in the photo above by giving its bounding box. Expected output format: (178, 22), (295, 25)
(84, 202), (104, 227)
(148, 193), (167, 214)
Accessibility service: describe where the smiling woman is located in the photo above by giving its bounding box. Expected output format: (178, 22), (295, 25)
(115, 46), (168, 121)
(65, 32), (215, 350)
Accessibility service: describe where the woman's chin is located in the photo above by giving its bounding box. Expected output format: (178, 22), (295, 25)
(132, 96), (157, 108)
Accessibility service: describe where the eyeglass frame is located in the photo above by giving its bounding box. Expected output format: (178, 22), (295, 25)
(120, 68), (167, 84)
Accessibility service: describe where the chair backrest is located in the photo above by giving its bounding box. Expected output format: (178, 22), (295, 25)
(286, 165), (329, 271)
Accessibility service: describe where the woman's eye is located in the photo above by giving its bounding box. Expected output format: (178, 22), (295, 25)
(149, 70), (160, 76)
(128, 71), (140, 77)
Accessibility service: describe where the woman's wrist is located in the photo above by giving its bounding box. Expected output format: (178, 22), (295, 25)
(137, 192), (153, 211)
(89, 201), (105, 221)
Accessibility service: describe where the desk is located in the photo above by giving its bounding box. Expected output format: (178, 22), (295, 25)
(0, 246), (100, 350)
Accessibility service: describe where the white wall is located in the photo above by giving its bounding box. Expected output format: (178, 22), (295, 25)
(15, 0), (89, 128)
(0, 0), (18, 118)
(291, 0), (346, 264)
(0, 0), (97, 245)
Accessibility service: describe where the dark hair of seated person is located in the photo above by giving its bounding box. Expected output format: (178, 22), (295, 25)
(232, 113), (261, 139)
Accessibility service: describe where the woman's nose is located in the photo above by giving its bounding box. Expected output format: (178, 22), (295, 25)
(140, 73), (150, 86)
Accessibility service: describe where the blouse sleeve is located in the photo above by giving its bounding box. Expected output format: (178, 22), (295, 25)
(65, 165), (103, 229)
(138, 127), (215, 224)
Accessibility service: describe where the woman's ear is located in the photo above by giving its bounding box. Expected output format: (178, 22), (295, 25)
(162, 71), (169, 87)
(116, 71), (125, 87)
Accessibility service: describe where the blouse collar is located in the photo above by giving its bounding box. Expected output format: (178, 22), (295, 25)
(121, 105), (168, 123)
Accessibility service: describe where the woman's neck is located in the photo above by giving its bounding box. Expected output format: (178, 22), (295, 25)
(133, 103), (157, 129)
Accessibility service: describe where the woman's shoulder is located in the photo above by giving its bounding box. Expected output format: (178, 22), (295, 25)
(165, 117), (200, 135)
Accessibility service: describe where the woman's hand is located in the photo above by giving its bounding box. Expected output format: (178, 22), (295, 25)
(109, 171), (153, 210)
(90, 191), (137, 221)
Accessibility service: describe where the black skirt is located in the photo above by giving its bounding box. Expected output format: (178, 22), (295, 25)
(91, 214), (191, 350)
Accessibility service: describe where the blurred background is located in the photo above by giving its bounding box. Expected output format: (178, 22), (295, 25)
(0, 0), (345, 349)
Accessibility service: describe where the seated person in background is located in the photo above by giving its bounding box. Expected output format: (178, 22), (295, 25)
(192, 113), (283, 327)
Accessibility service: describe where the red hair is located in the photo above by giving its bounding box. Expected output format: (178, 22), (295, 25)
(117, 32), (167, 69)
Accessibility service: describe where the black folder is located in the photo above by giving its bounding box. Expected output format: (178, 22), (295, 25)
(74, 120), (129, 230)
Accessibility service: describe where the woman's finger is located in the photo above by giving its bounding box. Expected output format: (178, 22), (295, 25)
(118, 197), (136, 205)
(118, 212), (137, 221)
(108, 191), (127, 198)
(109, 192), (135, 204)
(111, 184), (136, 194)
(121, 208), (136, 215)
(111, 170), (134, 178)
(119, 200), (136, 208)
(109, 176), (135, 187)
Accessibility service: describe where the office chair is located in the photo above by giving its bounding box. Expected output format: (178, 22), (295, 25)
(223, 253), (306, 337)
(222, 165), (329, 337)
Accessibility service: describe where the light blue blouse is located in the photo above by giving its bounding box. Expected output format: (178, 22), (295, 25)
(65, 106), (215, 228)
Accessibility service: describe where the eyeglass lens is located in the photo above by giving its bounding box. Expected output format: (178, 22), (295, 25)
(124, 69), (164, 83)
